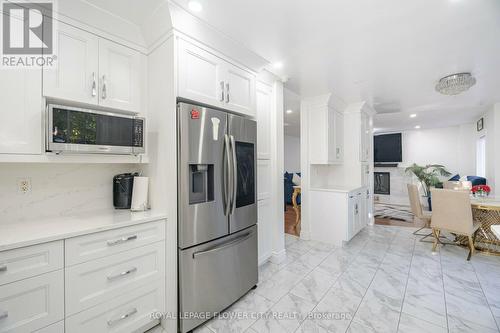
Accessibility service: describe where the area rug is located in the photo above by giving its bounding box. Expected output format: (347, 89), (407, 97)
(374, 203), (414, 222)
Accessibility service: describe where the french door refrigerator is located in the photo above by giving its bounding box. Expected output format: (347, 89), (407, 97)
(177, 101), (258, 333)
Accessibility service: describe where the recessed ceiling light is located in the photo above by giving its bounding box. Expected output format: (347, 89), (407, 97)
(410, 114), (417, 118)
(286, 109), (293, 114)
(415, 125), (421, 129)
(188, 0), (203, 12)
(273, 62), (283, 69)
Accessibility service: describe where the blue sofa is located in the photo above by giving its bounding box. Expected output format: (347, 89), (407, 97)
(449, 174), (487, 186)
(284, 172), (301, 209)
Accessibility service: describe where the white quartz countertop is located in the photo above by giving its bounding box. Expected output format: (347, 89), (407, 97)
(310, 185), (365, 193)
(0, 210), (167, 252)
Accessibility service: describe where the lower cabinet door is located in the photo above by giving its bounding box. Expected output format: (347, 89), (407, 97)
(65, 282), (164, 333)
(0, 271), (64, 332)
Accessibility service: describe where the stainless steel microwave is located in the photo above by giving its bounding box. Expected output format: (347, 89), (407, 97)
(46, 104), (145, 155)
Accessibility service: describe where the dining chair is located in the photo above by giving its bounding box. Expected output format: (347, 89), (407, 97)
(407, 184), (432, 242)
(430, 188), (481, 260)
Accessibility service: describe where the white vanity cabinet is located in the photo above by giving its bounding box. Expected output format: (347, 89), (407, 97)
(44, 22), (145, 113)
(310, 187), (368, 246)
(177, 37), (256, 117)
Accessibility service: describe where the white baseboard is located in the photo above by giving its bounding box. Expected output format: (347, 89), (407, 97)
(300, 229), (311, 240)
(258, 253), (272, 266)
(270, 248), (286, 264)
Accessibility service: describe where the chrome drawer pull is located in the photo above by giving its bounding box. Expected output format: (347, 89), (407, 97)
(107, 267), (137, 281)
(107, 308), (137, 326)
(0, 311), (8, 320)
(0, 264), (6, 272)
(107, 235), (137, 246)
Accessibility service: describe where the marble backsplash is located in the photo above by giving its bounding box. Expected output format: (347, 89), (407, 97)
(0, 163), (140, 224)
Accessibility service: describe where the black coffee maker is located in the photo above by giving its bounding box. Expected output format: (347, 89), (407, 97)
(113, 173), (139, 209)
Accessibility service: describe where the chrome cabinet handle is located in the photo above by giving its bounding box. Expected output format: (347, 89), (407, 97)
(91, 72), (97, 97)
(230, 135), (238, 214)
(102, 75), (107, 99)
(107, 267), (137, 281)
(0, 264), (6, 272)
(107, 308), (137, 326)
(220, 81), (225, 102)
(225, 83), (230, 103)
(223, 134), (232, 216)
(193, 232), (252, 259)
(0, 311), (8, 320)
(107, 235), (137, 246)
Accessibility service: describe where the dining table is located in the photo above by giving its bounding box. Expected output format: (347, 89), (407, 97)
(466, 196), (500, 255)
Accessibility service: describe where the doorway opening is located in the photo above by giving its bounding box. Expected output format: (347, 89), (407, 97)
(283, 89), (301, 236)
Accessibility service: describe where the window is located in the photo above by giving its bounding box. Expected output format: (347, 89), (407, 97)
(476, 135), (486, 177)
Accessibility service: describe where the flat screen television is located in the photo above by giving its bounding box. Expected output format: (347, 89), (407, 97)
(374, 133), (402, 163)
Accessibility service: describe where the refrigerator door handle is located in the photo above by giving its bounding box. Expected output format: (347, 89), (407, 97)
(223, 134), (232, 216)
(192, 232), (252, 259)
(230, 135), (238, 214)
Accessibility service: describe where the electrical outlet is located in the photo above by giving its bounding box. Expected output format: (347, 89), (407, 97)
(17, 178), (32, 194)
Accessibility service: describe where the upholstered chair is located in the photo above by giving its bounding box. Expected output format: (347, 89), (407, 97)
(407, 184), (432, 241)
(430, 188), (481, 260)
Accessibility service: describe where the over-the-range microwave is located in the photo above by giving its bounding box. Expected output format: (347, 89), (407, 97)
(46, 104), (145, 155)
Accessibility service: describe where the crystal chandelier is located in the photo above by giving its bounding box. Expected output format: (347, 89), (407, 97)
(435, 73), (476, 95)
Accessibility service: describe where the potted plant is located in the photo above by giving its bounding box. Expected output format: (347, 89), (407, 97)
(471, 185), (491, 197)
(405, 163), (452, 210)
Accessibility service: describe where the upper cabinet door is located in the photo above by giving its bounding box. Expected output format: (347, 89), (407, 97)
(43, 22), (98, 105)
(98, 39), (142, 112)
(256, 82), (272, 159)
(177, 38), (224, 108)
(224, 65), (256, 116)
(0, 69), (42, 154)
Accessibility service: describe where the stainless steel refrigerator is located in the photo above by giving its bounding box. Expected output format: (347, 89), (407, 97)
(177, 101), (258, 333)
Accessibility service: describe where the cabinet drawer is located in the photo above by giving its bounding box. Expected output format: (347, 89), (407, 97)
(34, 321), (64, 333)
(0, 241), (63, 286)
(65, 282), (164, 333)
(0, 270), (64, 332)
(65, 220), (165, 266)
(65, 241), (165, 315)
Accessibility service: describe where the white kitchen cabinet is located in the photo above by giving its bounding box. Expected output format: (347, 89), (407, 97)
(177, 37), (256, 116)
(65, 282), (163, 333)
(43, 22), (99, 105)
(65, 241), (165, 315)
(256, 81), (273, 159)
(0, 68), (42, 155)
(360, 112), (371, 162)
(177, 38), (225, 108)
(224, 64), (256, 116)
(257, 199), (272, 265)
(309, 105), (343, 164)
(0, 241), (63, 286)
(257, 159), (272, 200)
(310, 187), (367, 246)
(98, 39), (143, 112)
(0, 270), (64, 333)
(44, 22), (144, 113)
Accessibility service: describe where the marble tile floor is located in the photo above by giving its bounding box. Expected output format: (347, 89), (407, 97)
(154, 225), (500, 333)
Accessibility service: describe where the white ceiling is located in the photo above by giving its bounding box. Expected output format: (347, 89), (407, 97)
(166, 0), (500, 132)
(88, 0), (500, 132)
